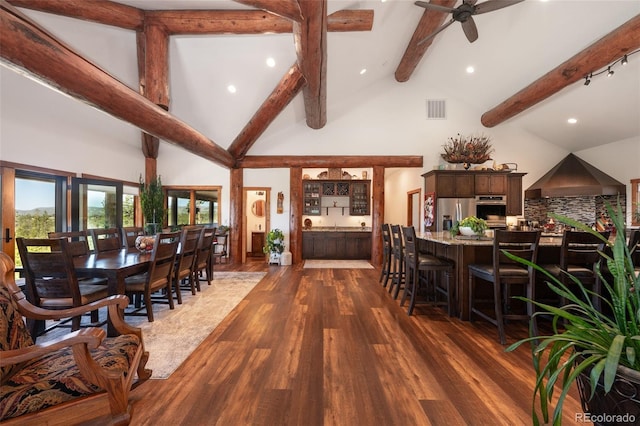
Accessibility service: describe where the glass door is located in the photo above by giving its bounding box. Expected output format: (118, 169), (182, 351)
(71, 178), (123, 233)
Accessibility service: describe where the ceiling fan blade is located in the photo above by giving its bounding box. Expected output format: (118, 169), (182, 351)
(461, 16), (478, 43)
(414, 1), (455, 14)
(417, 18), (456, 45)
(474, 0), (524, 15)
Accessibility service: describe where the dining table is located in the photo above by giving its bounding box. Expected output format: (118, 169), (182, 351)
(74, 248), (152, 336)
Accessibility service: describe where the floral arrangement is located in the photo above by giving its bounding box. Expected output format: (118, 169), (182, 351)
(135, 235), (156, 253)
(441, 134), (493, 164)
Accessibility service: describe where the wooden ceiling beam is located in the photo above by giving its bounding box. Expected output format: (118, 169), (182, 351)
(228, 64), (306, 162)
(0, 2), (235, 169)
(7, 1), (372, 34)
(294, 0), (327, 129)
(395, 0), (456, 83)
(6, 0), (144, 30)
(482, 14), (640, 128)
(237, 156), (423, 169)
(233, 0), (303, 23)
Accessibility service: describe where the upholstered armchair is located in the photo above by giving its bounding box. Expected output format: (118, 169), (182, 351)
(0, 252), (151, 425)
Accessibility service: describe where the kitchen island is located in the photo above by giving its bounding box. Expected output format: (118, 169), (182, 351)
(416, 231), (562, 320)
(303, 227), (372, 260)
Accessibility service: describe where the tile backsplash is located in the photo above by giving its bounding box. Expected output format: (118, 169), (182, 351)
(524, 195), (626, 227)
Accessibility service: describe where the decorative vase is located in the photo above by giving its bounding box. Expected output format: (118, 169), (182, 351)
(463, 162), (471, 170)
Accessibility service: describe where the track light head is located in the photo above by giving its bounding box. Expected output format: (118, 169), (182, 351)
(621, 55), (628, 65)
(607, 67), (614, 77)
(584, 75), (591, 86)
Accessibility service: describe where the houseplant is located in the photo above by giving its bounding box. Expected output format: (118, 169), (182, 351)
(450, 216), (488, 238)
(263, 228), (285, 264)
(139, 175), (166, 235)
(506, 200), (640, 425)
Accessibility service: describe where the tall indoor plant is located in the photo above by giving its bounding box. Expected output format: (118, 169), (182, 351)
(139, 175), (166, 235)
(506, 200), (640, 425)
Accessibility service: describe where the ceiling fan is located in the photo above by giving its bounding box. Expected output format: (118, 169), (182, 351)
(414, 0), (523, 45)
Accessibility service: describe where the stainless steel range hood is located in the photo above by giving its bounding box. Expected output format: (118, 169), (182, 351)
(525, 154), (625, 199)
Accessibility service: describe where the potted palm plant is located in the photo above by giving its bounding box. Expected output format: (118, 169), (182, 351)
(506, 199), (640, 425)
(263, 228), (285, 264)
(139, 175), (166, 235)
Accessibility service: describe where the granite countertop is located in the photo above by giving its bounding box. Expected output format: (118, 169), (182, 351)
(303, 226), (372, 232)
(416, 231), (563, 246)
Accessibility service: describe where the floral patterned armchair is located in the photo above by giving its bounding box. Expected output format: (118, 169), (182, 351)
(0, 252), (150, 425)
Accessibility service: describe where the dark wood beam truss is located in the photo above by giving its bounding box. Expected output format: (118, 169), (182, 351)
(237, 156), (423, 169)
(482, 14), (640, 127)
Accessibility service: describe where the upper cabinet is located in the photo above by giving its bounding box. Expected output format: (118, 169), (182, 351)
(303, 180), (370, 216)
(474, 173), (506, 195)
(423, 170), (525, 215)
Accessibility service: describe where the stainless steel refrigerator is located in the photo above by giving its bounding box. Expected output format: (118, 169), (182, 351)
(436, 198), (477, 232)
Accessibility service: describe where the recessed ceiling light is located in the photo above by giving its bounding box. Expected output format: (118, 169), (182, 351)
(466, 66), (475, 74)
(227, 85), (237, 94)
(567, 118), (577, 124)
(266, 57), (276, 67)
(360, 68), (367, 75)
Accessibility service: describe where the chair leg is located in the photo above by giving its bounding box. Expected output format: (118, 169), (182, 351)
(494, 282), (506, 345)
(407, 269), (420, 316)
(400, 266), (411, 307)
(174, 279), (183, 305)
(166, 283), (175, 310)
(144, 292), (154, 322)
(468, 274), (475, 323)
(392, 261), (404, 300)
(72, 315), (81, 331)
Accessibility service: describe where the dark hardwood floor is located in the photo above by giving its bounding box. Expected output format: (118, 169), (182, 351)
(128, 259), (583, 425)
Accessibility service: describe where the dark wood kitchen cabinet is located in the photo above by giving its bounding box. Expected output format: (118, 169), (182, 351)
(424, 171), (475, 198)
(302, 231), (371, 259)
(507, 173), (525, 216)
(474, 173), (506, 195)
(251, 232), (265, 257)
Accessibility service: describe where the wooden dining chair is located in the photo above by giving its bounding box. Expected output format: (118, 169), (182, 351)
(174, 227), (203, 302)
(468, 230), (541, 345)
(124, 231), (180, 322)
(89, 228), (122, 253)
(16, 237), (109, 336)
(120, 226), (145, 249)
(194, 227), (216, 289)
(48, 230), (109, 286)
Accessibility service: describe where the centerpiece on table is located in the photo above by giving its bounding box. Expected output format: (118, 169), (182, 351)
(441, 133), (493, 169)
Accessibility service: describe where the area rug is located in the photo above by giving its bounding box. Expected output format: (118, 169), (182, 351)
(130, 271), (266, 378)
(37, 271), (266, 379)
(303, 260), (374, 269)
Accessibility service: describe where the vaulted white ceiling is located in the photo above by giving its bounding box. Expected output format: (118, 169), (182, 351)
(3, 0), (639, 156)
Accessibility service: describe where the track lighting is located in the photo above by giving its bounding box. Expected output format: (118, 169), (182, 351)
(582, 49), (638, 87)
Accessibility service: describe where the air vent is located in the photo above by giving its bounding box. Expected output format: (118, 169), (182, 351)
(426, 99), (446, 119)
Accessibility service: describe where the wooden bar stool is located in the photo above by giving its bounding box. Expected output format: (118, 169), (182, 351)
(468, 230), (541, 345)
(388, 224), (405, 299)
(379, 223), (392, 287)
(401, 226), (454, 316)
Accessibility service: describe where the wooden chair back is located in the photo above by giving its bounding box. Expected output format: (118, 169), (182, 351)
(382, 223), (392, 256)
(89, 228), (122, 253)
(120, 226), (145, 248)
(48, 231), (91, 257)
(176, 227), (203, 282)
(17, 237), (80, 306)
(390, 224), (403, 263)
(492, 230), (541, 276)
(559, 230), (609, 272)
(147, 231), (181, 294)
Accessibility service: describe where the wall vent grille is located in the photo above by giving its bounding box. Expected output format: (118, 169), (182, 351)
(426, 99), (446, 119)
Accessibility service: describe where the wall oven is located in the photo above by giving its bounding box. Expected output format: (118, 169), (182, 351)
(475, 195), (507, 228)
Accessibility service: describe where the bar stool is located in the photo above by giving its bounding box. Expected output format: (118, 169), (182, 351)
(468, 230), (541, 345)
(379, 223), (392, 287)
(388, 225), (405, 299)
(401, 226), (453, 316)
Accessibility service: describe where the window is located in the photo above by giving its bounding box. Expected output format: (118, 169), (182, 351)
(71, 177), (123, 231)
(166, 186), (221, 227)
